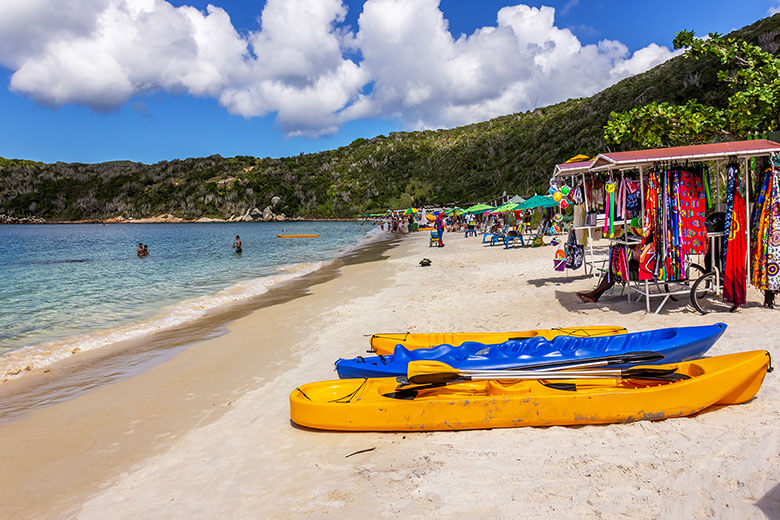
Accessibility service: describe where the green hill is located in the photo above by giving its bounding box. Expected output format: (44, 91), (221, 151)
(1, 15), (778, 221)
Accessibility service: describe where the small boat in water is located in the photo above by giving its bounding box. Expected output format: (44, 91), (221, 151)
(336, 324), (726, 379)
(369, 326), (628, 355)
(276, 234), (319, 238)
(291, 350), (771, 431)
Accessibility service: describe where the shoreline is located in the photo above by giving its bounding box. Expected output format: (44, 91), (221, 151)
(0, 230), (400, 419)
(0, 231), (777, 519)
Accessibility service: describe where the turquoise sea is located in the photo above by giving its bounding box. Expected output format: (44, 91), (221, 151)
(0, 221), (382, 374)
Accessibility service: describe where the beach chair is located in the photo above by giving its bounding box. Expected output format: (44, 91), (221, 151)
(521, 220), (552, 248)
(482, 225), (507, 244)
(501, 230), (525, 249)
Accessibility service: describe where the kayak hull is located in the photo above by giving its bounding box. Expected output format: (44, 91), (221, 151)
(292, 350), (771, 431)
(338, 324), (726, 379)
(370, 326), (627, 355)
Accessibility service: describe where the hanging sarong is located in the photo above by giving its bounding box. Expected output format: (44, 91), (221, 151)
(768, 167), (780, 290)
(679, 169), (707, 255)
(723, 188), (747, 307)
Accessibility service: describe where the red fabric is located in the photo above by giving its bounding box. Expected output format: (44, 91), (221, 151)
(679, 170), (708, 255)
(638, 242), (656, 281)
(723, 190), (747, 307)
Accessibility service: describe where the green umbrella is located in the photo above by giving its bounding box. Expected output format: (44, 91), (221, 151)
(518, 195), (559, 210)
(444, 207), (462, 215)
(507, 195), (526, 204)
(488, 203), (519, 214)
(463, 203), (494, 214)
(403, 207), (419, 215)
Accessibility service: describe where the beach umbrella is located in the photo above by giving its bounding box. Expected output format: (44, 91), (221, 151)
(488, 202), (519, 214)
(403, 207), (419, 215)
(463, 204), (494, 214)
(507, 195), (526, 204)
(565, 154), (591, 163)
(518, 195), (559, 210)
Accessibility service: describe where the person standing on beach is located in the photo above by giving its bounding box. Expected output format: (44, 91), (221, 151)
(137, 243), (144, 257)
(435, 213), (445, 247)
(233, 235), (242, 254)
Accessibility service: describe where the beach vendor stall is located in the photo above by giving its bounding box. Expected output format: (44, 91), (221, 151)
(556, 139), (780, 313)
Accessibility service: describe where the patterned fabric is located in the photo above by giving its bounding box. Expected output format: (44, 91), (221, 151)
(722, 165), (738, 269)
(753, 166), (780, 291)
(768, 168), (780, 290)
(642, 166), (708, 281)
(679, 170), (707, 255)
(723, 183), (747, 307)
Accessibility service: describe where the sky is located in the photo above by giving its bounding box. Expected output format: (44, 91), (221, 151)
(0, 0), (778, 164)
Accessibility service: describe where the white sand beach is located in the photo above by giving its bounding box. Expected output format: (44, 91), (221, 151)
(1, 231), (778, 519)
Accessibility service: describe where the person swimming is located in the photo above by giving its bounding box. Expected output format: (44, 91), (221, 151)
(142, 244), (149, 256)
(233, 235), (242, 254)
(137, 243), (144, 257)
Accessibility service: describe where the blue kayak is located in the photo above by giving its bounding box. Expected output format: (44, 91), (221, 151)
(335, 323), (727, 379)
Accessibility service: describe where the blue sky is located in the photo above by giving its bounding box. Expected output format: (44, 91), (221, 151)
(0, 0), (777, 164)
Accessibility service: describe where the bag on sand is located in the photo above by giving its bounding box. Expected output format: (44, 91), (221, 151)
(565, 230), (584, 270)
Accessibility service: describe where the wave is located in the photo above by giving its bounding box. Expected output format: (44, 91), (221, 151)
(0, 258), (331, 381)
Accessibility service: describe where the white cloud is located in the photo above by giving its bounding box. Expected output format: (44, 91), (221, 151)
(0, 0), (680, 136)
(348, 1), (680, 130)
(769, 5), (780, 15)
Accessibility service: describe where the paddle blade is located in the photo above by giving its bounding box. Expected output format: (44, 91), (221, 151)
(407, 360), (463, 385)
(621, 367), (689, 380)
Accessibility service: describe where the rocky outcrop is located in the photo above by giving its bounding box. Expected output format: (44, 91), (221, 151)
(263, 206), (274, 221)
(0, 214), (45, 224)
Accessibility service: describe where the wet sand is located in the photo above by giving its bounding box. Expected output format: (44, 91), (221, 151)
(0, 231), (778, 519)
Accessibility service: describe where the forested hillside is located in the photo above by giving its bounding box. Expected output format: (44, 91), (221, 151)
(1, 15), (778, 221)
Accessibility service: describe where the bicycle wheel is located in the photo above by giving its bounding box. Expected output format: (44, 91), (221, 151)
(666, 263), (706, 301)
(690, 272), (731, 314)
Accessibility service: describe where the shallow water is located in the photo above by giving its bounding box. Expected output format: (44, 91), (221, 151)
(0, 221), (380, 361)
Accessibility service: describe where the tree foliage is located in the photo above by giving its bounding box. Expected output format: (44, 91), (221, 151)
(605, 28), (780, 147)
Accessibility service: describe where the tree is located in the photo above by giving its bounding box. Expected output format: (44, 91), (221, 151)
(604, 30), (780, 147)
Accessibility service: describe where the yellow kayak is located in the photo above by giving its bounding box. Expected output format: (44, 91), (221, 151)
(290, 350), (771, 431)
(370, 326), (627, 355)
(276, 234), (319, 238)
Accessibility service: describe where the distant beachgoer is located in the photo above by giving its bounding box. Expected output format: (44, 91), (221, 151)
(233, 235), (242, 254)
(143, 244), (149, 256)
(435, 214), (445, 247)
(137, 243), (144, 257)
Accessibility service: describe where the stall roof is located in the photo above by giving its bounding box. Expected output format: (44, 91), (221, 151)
(553, 160), (592, 177)
(589, 139), (780, 172)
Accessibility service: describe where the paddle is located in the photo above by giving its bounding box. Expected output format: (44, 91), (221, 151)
(406, 360), (683, 385)
(404, 350), (664, 384)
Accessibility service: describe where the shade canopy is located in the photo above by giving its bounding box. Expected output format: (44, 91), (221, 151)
(463, 203), (494, 214)
(403, 207), (419, 215)
(507, 195), (526, 204)
(488, 203), (520, 214)
(518, 194), (559, 210)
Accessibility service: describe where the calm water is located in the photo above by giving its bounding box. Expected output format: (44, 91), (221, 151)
(0, 222), (381, 361)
